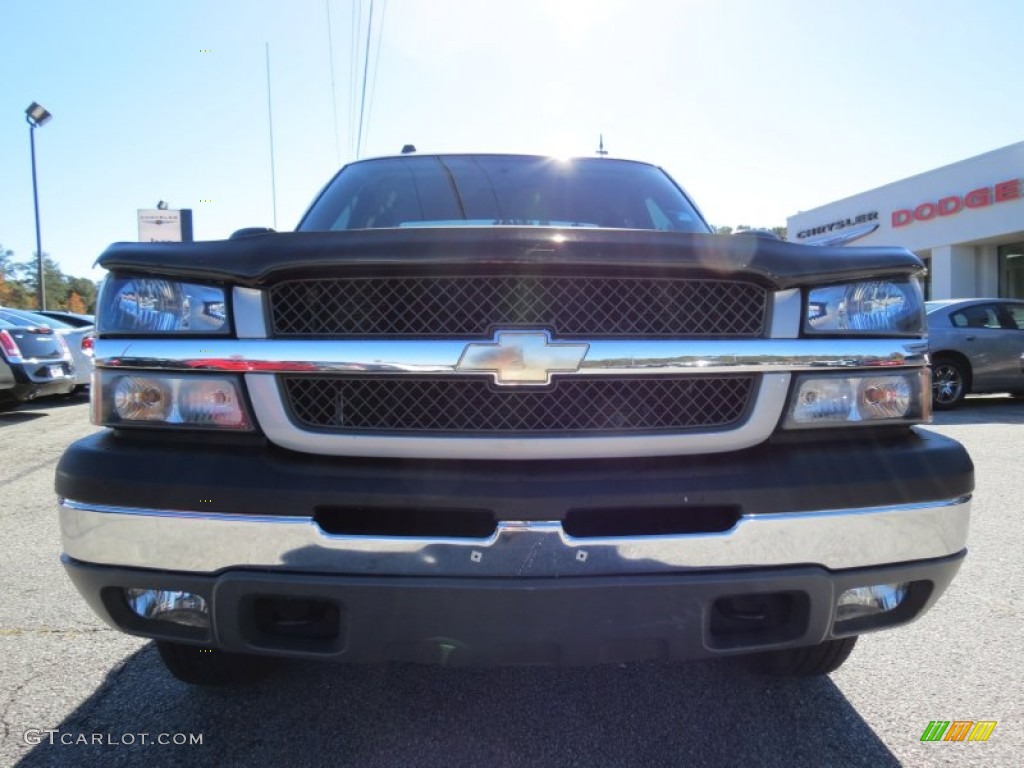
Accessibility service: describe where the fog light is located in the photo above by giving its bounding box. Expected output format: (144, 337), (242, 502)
(835, 582), (909, 622)
(125, 588), (210, 628)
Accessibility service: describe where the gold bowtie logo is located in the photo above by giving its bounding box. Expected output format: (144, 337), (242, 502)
(456, 332), (589, 384)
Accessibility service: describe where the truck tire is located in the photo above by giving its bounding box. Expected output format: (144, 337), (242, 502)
(931, 357), (968, 410)
(743, 636), (858, 677)
(156, 641), (280, 686)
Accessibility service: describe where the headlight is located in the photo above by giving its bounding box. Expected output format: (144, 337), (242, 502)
(97, 277), (229, 335)
(93, 371), (253, 430)
(806, 278), (923, 334)
(783, 369), (930, 428)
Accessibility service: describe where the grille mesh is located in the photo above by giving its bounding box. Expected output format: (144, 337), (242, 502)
(269, 277), (767, 338)
(283, 376), (756, 433)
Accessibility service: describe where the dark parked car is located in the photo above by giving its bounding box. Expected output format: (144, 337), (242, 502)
(926, 298), (1024, 409)
(35, 310), (95, 328)
(0, 317), (76, 407)
(0, 308), (93, 389)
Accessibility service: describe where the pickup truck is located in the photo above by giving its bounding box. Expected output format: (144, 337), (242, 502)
(56, 153), (973, 686)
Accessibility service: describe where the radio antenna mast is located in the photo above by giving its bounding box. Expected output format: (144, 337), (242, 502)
(596, 134), (608, 156)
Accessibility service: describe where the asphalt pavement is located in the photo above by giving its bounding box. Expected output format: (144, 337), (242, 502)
(1, 394), (1021, 767)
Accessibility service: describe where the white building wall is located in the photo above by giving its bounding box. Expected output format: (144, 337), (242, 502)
(976, 245), (999, 296)
(787, 141), (1024, 299)
(931, 245), (976, 297)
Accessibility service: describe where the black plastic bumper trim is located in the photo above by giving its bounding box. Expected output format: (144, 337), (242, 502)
(55, 428), (973, 521)
(63, 552), (964, 665)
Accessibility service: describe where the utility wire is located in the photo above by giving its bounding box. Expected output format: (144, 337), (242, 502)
(349, 0), (361, 158)
(355, 0), (375, 159)
(363, 0), (387, 154)
(325, 0), (341, 167)
(265, 42), (278, 229)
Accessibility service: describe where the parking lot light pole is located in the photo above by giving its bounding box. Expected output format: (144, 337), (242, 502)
(25, 102), (52, 310)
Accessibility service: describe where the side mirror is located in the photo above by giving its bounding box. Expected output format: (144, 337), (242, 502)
(230, 227), (276, 240)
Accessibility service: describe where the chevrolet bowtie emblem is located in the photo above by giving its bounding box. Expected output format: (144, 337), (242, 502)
(456, 331), (589, 384)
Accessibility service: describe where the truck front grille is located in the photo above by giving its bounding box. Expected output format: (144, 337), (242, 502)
(269, 276), (767, 338)
(282, 375), (756, 433)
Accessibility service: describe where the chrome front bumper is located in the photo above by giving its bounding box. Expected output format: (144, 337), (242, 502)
(59, 495), (971, 577)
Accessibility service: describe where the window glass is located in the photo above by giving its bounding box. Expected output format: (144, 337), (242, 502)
(1000, 303), (1024, 330)
(299, 155), (709, 233)
(950, 305), (1001, 329)
(645, 198), (674, 231)
(998, 243), (1024, 299)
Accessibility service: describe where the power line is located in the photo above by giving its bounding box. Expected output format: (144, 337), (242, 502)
(349, 0), (361, 158)
(364, 0), (387, 154)
(265, 42), (278, 229)
(325, 0), (341, 167)
(355, 0), (374, 159)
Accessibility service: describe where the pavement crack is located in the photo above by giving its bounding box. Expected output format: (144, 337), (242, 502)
(0, 668), (48, 742)
(0, 627), (113, 637)
(0, 457), (61, 489)
(59, 647), (149, 732)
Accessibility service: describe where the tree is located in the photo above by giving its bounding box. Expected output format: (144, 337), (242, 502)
(0, 275), (33, 308)
(17, 254), (71, 310)
(714, 225), (788, 240)
(0, 243), (100, 311)
(0, 245), (33, 307)
(66, 277), (99, 313)
(67, 291), (88, 314)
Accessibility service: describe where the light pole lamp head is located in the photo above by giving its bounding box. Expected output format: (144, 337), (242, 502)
(26, 102), (53, 127)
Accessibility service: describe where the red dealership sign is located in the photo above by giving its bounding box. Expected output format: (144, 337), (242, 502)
(892, 179), (1021, 227)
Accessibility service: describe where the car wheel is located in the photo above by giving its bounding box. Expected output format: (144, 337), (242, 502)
(743, 636), (858, 677)
(931, 357), (968, 410)
(156, 641), (281, 686)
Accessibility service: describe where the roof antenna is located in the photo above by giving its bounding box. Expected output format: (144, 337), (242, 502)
(596, 134), (608, 156)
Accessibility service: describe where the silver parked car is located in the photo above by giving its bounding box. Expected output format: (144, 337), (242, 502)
(925, 298), (1024, 409)
(0, 308), (94, 390)
(0, 317), (76, 406)
(35, 310), (95, 328)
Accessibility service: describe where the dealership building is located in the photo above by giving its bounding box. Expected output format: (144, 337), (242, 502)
(787, 141), (1024, 300)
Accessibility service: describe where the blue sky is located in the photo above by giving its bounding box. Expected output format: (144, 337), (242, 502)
(2, 0), (1023, 281)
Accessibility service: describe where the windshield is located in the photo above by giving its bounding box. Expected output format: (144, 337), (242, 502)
(299, 155), (710, 233)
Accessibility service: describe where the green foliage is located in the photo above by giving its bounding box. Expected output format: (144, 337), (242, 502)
(0, 243), (99, 312)
(714, 225), (788, 239)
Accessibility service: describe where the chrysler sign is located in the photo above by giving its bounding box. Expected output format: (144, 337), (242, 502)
(796, 211), (879, 240)
(138, 208), (194, 242)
